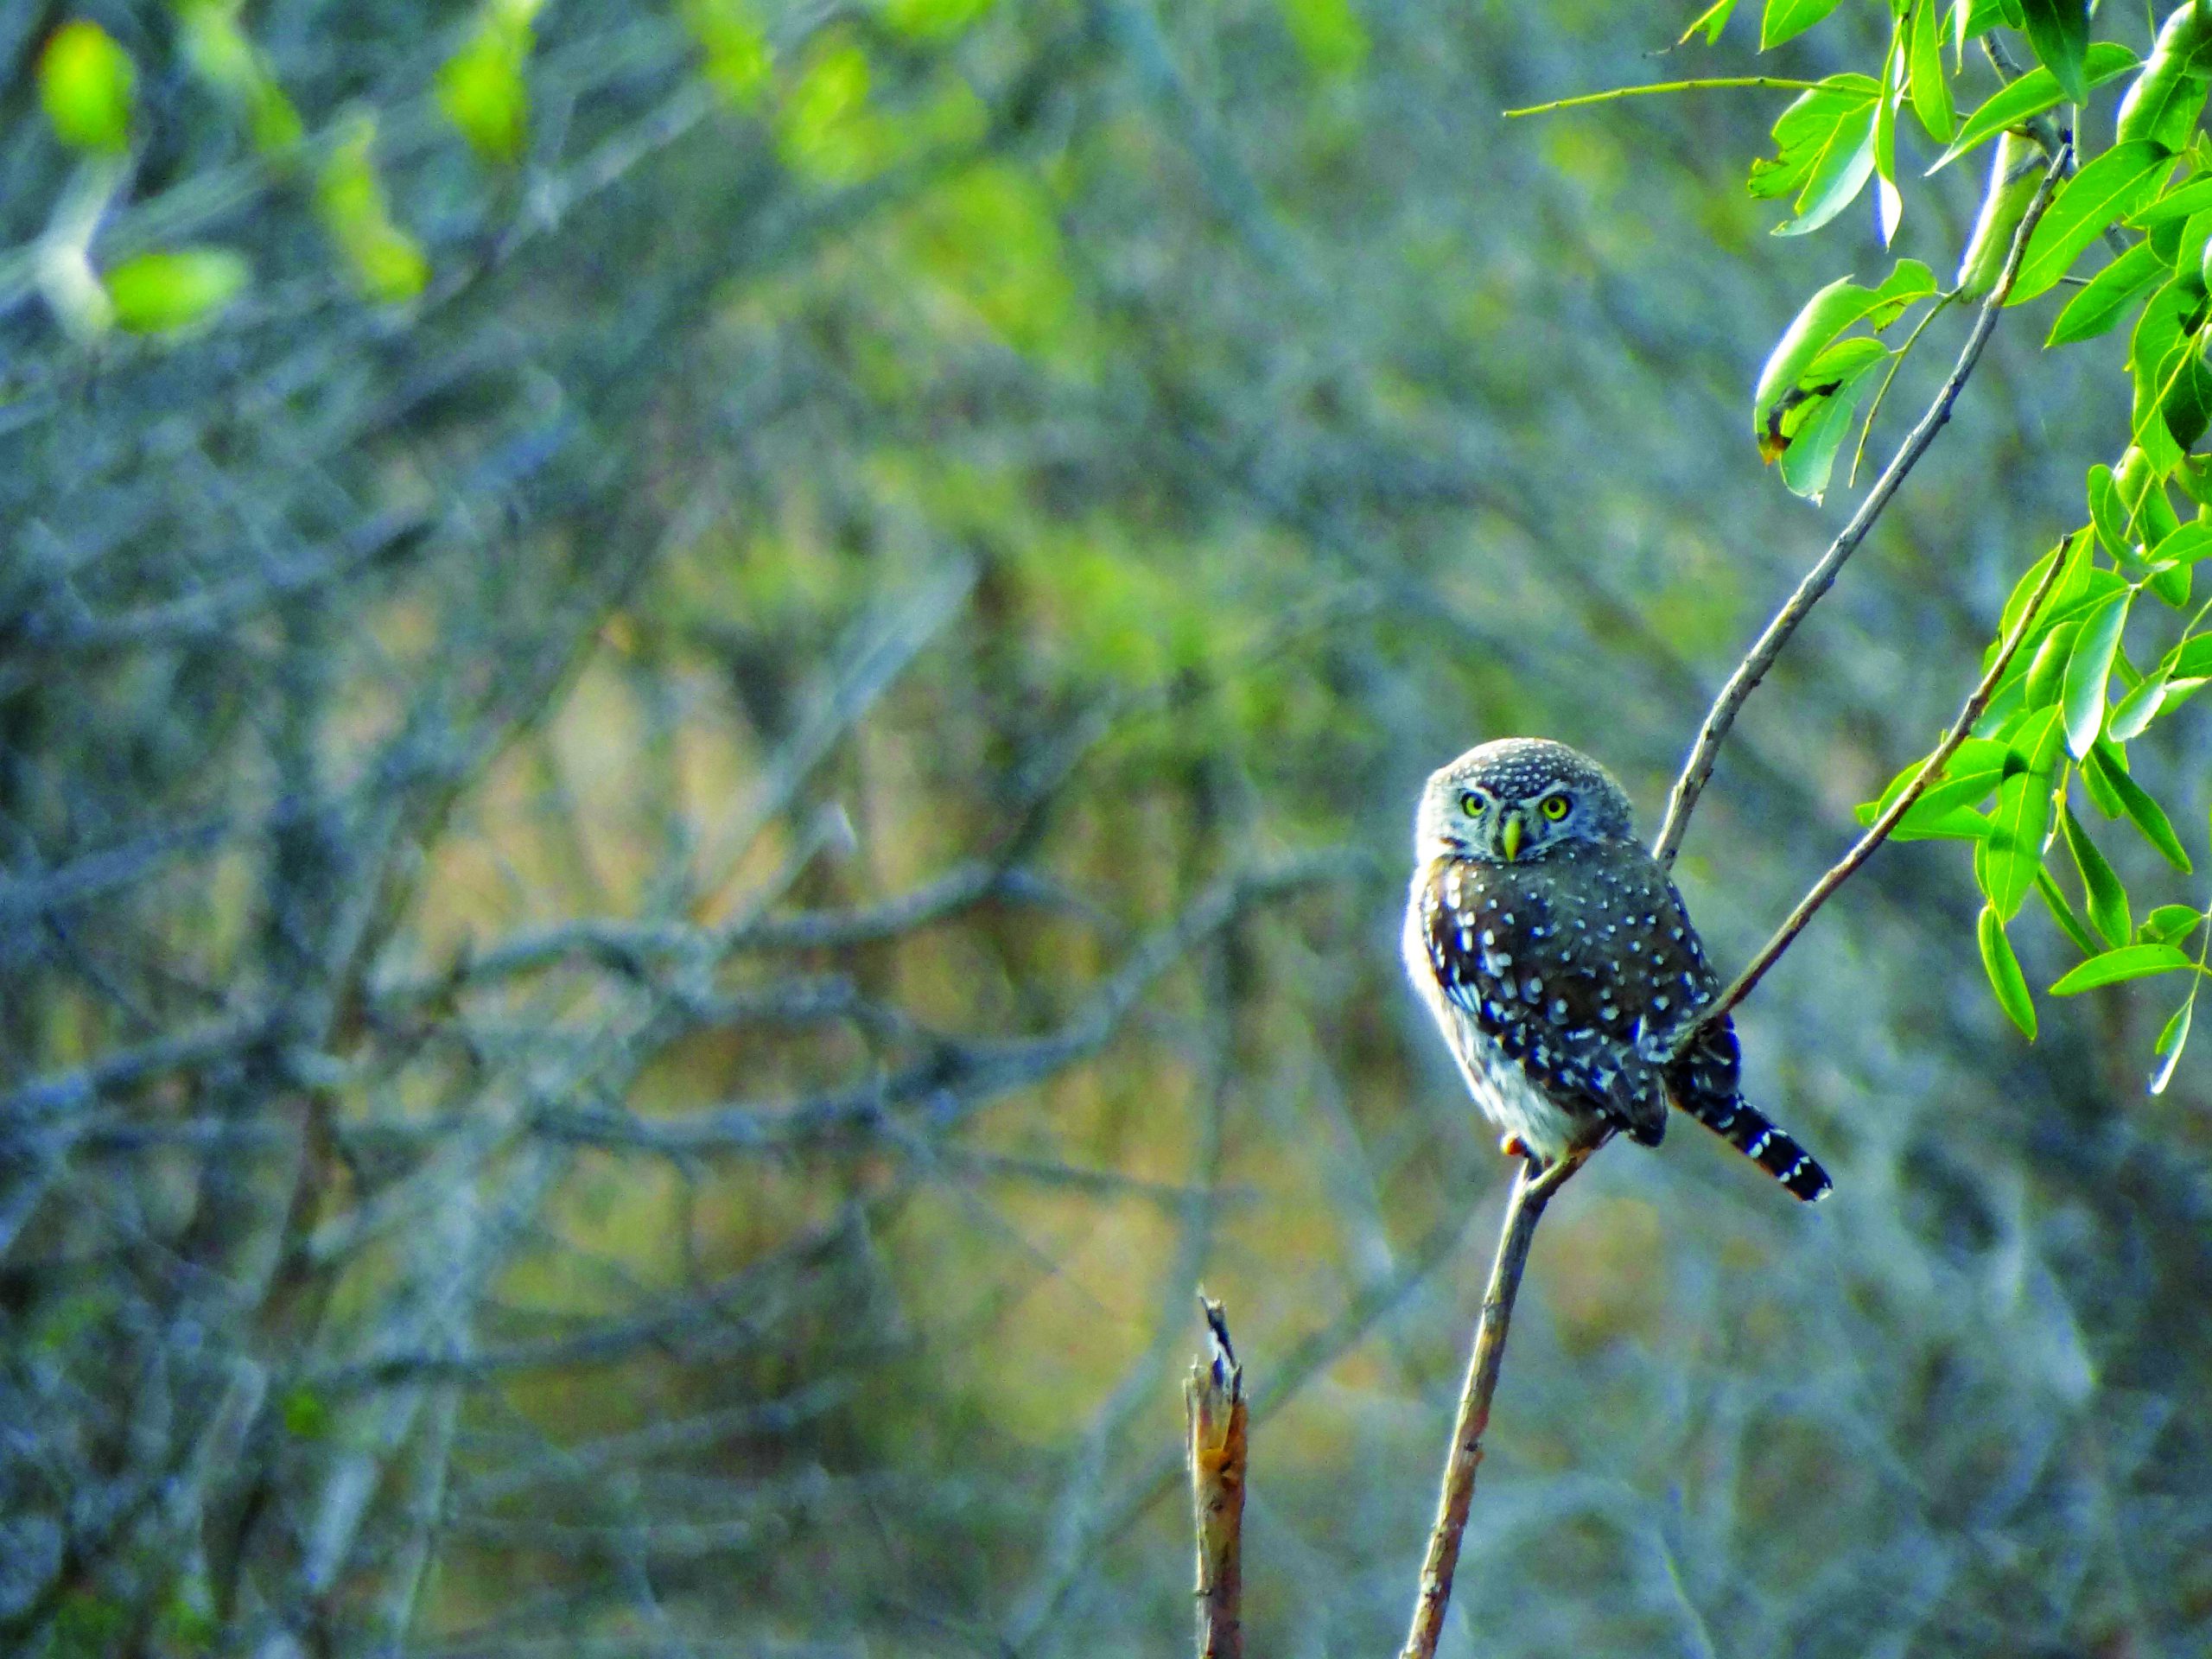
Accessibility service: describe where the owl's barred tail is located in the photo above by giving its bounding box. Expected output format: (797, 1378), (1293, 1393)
(1679, 1094), (1832, 1202)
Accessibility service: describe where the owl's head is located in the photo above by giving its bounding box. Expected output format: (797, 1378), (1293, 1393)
(1414, 738), (1637, 864)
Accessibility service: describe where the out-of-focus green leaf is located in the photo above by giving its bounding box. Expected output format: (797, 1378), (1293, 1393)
(1272, 0), (1366, 74)
(2060, 804), (2130, 946)
(177, 4), (304, 154)
(1762, 0), (1846, 50)
(39, 21), (135, 153)
(1905, 0), (1953, 143)
(315, 115), (429, 303)
(2061, 588), (2130, 756)
(2012, 143), (2176, 306)
(2090, 741), (2193, 870)
(2049, 241), (2166, 346)
(1929, 42), (2138, 172)
(105, 248), (250, 334)
(2049, 942), (2195, 994)
(680, 0), (773, 106)
(2140, 904), (2205, 944)
(2017, 0), (2090, 106)
(282, 1387), (328, 1439)
(439, 10), (536, 163)
(1980, 905), (2038, 1037)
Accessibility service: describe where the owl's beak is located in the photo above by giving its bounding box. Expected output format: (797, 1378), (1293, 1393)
(1498, 810), (1525, 863)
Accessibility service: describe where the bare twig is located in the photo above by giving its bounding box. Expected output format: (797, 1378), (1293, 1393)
(1504, 77), (1826, 118)
(1650, 142), (2074, 871)
(1672, 530), (2073, 1050)
(1399, 1148), (1589, 1659)
(1186, 1296), (1247, 1659)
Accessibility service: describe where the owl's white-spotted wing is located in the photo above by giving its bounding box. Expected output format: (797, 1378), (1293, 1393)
(1415, 852), (1672, 1146)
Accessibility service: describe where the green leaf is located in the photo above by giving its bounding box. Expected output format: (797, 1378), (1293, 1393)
(2129, 175), (2212, 228)
(2118, 2), (2212, 151)
(2049, 942), (2196, 994)
(1928, 42), (2138, 173)
(1906, 0), (1954, 143)
(1681, 0), (1738, 47)
(1753, 76), (1882, 200)
(2061, 588), (2132, 756)
(2036, 864), (2102, 956)
(2107, 669), (2168, 740)
(1980, 766), (2056, 920)
(1753, 276), (1881, 431)
(2151, 521), (2212, 567)
(2023, 620), (2082, 707)
(39, 21), (136, 153)
(2018, 0), (2090, 107)
(2011, 142), (2177, 306)
(2089, 741), (2194, 871)
(2060, 804), (2130, 947)
(1980, 905), (2038, 1038)
(2139, 903), (2205, 944)
(2048, 240), (2167, 346)
(1777, 352), (1886, 500)
(1991, 534), (2084, 659)
(2169, 632), (2212, 677)
(1869, 257), (1940, 327)
(104, 249), (250, 334)
(1776, 98), (1879, 237)
(1763, 0), (1846, 50)
(2149, 995), (2194, 1094)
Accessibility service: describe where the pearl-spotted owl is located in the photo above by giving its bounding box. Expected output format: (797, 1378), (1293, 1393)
(1402, 738), (1830, 1201)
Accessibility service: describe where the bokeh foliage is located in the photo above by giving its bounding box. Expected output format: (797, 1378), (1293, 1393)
(2, 3), (2209, 1656)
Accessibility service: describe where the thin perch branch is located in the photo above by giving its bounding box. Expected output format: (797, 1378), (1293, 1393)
(1398, 1149), (1589, 1659)
(1503, 78), (1826, 118)
(1673, 527), (2072, 1050)
(1650, 141), (2074, 871)
(1186, 1295), (1248, 1659)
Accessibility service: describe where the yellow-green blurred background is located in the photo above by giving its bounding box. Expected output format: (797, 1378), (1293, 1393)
(3, 3), (2209, 1656)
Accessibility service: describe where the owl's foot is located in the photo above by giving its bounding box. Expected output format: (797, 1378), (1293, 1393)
(1498, 1133), (1529, 1160)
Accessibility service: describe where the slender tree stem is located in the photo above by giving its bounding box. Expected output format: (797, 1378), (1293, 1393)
(1650, 142), (2074, 872)
(1504, 78), (1826, 118)
(1187, 1296), (1247, 1659)
(1398, 1149), (1587, 1659)
(1673, 532), (2072, 1052)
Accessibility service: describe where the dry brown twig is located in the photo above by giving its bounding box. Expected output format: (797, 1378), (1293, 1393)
(1396, 1150), (1587, 1659)
(1185, 1295), (1248, 1659)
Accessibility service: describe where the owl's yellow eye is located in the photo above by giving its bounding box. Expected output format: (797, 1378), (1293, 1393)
(1459, 789), (1487, 817)
(1540, 793), (1571, 821)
